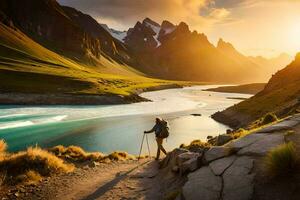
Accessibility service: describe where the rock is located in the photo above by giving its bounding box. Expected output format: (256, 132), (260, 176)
(209, 156), (236, 176)
(172, 166), (179, 172)
(176, 152), (201, 174)
(207, 135), (213, 140)
(177, 152), (200, 165)
(238, 134), (284, 156)
(160, 148), (189, 169)
(256, 120), (299, 133)
(226, 129), (233, 134)
(222, 156), (254, 200)
(90, 161), (100, 168)
(216, 134), (233, 146)
(226, 134), (267, 151)
(204, 146), (231, 163)
(180, 157), (200, 174)
(183, 167), (222, 200)
(191, 113), (202, 116)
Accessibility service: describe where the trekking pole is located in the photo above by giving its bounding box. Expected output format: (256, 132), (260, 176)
(145, 134), (151, 159)
(138, 133), (145, 160)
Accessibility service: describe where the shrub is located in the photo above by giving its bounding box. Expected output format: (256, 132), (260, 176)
(106, 151), (135, 161)
(49, 145), (104, 162)
(0, 146), (74, 184)
(15, 170), (42, 185)
(180, 140), (210, 152)
(260, 113), (278, 125)
(265, 142), (298, 177)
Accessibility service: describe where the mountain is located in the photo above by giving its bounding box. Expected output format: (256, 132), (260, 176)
(213, 53), (300, 128)
(123, 19), (266, 83)
(100, 24), (127, 42)
(249, 53), (292, 76)
(0, 0), (132, 67)
(0, 0), (174, 104)
(120, 18), (289, 83)
(0, 0), (292, 102)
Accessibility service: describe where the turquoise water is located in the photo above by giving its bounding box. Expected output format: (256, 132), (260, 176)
(0, 86), (251, 155)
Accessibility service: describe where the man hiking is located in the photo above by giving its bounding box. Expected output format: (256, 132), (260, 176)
(144, 117), (169, 160)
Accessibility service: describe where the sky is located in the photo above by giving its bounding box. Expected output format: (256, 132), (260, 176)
(58, 0), (300, 58)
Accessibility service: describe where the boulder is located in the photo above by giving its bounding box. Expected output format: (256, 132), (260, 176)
(183, 167), (222, 200)
(256, 120), (299, 133)
(177, 152), (201, 175)
(238, 134), (284, 156)
(204, 146), (231, 163)
(222, 156), (254, 200)
(226, 134), (267, 151)
(177, 152), (200, 165)
(160, 148), (189, 169)
(180, 157), (199, 174)
(216, 134), (233, 146)
(209, 156), (237, 176)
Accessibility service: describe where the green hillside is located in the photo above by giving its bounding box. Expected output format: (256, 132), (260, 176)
(213, 54), (300, 128)
(0, 22), (177, 97)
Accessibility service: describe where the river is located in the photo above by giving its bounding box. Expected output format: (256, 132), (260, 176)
(0, 85), (251, 155)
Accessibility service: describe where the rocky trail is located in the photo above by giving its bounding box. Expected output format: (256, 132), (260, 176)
(3, 159), (172, 200)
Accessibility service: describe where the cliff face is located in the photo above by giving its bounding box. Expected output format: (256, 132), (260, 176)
(0, 0), (131, 66)
(213, 54), (300, 128)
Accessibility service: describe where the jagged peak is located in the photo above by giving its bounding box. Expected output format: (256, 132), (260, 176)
(161, 20), (175, 29)
(294, 52), (300, 61)
(142, 17), (160, 27)
(175, 22), (190, 34)
(217, 38), (236, 51)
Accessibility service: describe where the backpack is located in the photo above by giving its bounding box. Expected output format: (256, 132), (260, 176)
(159, 120), (169, 138)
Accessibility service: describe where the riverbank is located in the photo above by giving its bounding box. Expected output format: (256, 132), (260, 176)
(204, 83), (266, 95)
(0, 83), (185, 105)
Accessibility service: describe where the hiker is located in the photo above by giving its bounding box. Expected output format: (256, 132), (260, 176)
(144, 118), (169, 160)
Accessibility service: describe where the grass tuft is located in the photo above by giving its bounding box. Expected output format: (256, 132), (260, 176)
(180, 140), (211, 151)
(0, 146), (74, 184)
(107, 151), (135, 161)
(260, 113), (278, 125)
(0, 140), (7, 154)
(49, 145), (104, 162)
(265, 142), (298, 177)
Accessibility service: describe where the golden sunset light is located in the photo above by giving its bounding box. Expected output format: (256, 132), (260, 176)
(1, 1), (300, 199)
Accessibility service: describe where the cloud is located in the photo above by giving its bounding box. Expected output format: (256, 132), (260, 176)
(58, 0), (231, 31)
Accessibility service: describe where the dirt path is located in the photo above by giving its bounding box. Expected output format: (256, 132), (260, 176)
(2, 159), (166, 200)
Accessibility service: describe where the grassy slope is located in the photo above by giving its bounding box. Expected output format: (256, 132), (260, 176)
(0, 23), (184, 97)
(213, 56), (300, 128)
(205, 83), (266, 94)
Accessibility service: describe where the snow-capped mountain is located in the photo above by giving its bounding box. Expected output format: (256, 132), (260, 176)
(100, 23), (127, 42)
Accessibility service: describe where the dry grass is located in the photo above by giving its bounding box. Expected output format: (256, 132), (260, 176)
(106, 151), (135, 161)
(0, 140), (7, 155)
(260, 113), (278, 126)
(0, 142), (136, 185)
(49, 145), (136, 163)
(0, 146), (74, 185)
(180, 139), (211, 151)
(265, 142), (298, 177)
(49, 145), (104, 162)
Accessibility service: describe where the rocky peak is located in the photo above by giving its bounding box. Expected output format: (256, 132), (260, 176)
(142, 17), (160, 28)
(177, 22), (190, 33)
(217, 38), (236, 51)
(161, 20), (175, 30)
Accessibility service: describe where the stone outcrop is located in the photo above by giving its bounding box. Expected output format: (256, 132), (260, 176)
(204, 146), (231, 163)
(180, 115), (300, 200)
(183, 167), (222, 200)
